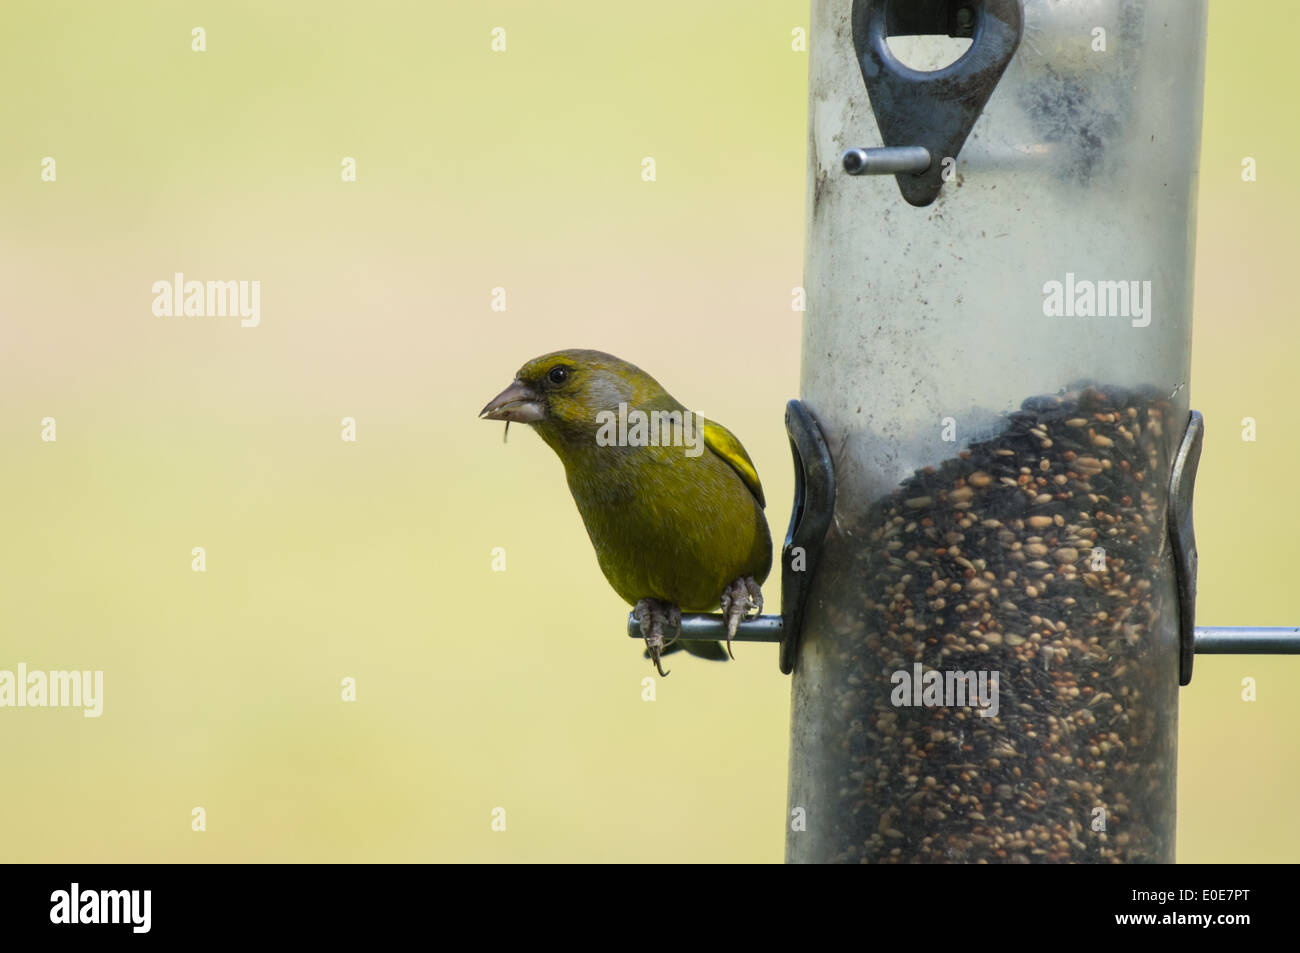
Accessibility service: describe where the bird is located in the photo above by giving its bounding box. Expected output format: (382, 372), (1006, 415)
(480, 349), (772, 675)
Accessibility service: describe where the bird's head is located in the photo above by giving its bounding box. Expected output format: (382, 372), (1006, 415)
(480, 349), (674, 454)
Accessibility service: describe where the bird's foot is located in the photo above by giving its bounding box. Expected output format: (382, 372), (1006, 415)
(634, 598), (681, 677)
(719, 577), (764, 660)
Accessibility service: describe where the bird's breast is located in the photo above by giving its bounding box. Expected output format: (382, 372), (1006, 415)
(564, 446), (771, 609)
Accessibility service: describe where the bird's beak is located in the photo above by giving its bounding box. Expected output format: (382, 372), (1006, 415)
(479, 380), (545, 423)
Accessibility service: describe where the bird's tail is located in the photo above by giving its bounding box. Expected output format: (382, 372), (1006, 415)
(644, 640), (730, 662)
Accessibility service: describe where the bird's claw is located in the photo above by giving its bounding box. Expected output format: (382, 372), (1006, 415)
(635, 598), (680, 677)
(720, 577), (763, 660)
(649, 652), (668, 677)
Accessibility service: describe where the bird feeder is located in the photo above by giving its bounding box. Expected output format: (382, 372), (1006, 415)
(791, 0), (1204, 864)
(626, 0), (1300, 863)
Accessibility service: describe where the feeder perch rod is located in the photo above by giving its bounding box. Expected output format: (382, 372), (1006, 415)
(842, 146), (932, 176)
(627, 617), (1300, 657)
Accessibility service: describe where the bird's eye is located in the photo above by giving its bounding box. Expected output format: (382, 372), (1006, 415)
(547, 366), (570, 385)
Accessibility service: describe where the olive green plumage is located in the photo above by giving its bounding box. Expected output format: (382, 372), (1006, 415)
(481, 349), (772, 645)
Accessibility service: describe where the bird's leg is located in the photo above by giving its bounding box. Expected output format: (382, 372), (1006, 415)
(744, 578), (764, 617)
(720, 577), (764, 660)
(634, 598), (679, 677)
(720, 580), (744, 659)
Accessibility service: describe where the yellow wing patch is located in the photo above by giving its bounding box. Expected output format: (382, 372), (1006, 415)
(702, 419), (766, 508)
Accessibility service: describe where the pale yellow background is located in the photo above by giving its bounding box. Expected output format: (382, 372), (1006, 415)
(0, 2), (1295, 862)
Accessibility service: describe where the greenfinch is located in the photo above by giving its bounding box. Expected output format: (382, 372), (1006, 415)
(480, 349), (772, 674)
